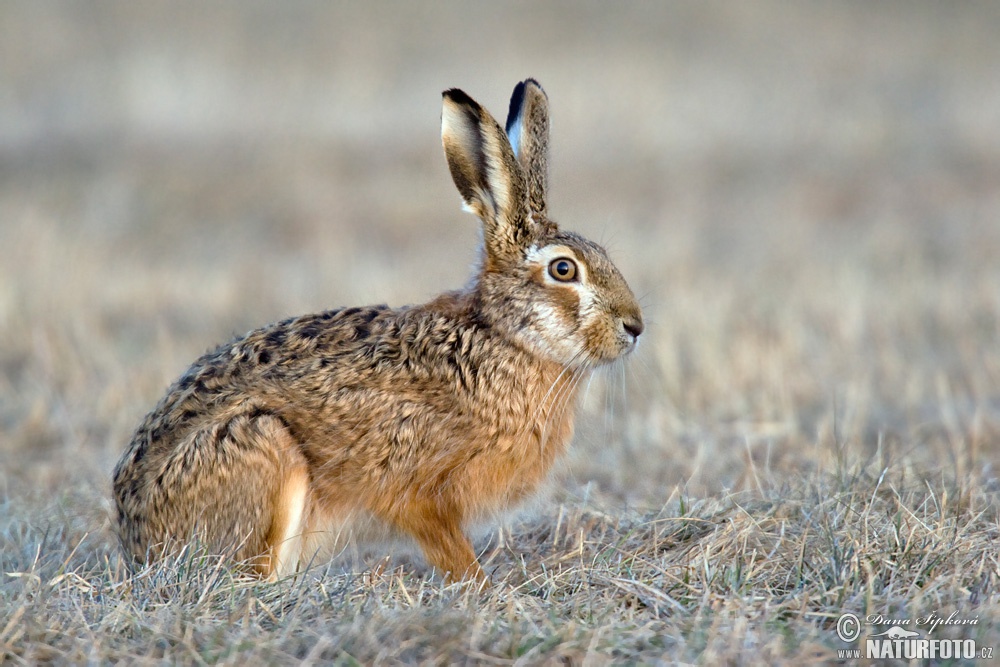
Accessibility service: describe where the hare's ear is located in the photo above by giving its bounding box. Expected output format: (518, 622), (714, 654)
(442, 88), (539, 268)
(505, 79), (549, 216)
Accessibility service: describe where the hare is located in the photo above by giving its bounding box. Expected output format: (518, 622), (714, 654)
(112, 79), (643, 584)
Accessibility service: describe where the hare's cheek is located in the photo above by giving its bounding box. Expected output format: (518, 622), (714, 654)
(523, 300), (584, 364)
(545, 284), (581, 332)
(530, 301), (577, 347)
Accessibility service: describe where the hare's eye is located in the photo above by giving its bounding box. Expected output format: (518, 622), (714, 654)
(548, 258), (578, 282)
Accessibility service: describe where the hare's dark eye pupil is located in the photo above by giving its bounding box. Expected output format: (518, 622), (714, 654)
(548, 258), (577, 282)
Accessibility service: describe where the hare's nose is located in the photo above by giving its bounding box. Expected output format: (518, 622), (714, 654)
(622, 317), (644, 340)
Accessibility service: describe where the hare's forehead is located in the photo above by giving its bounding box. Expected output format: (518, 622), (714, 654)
(526, 243), (577, 264)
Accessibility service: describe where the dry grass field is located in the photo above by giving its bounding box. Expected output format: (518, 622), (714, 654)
(3, 2), (1000, 664)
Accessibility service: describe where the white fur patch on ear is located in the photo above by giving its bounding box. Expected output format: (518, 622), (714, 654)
(441, 104), (476, 154)
(441, 97), (477, 151)
(481, 126), (511, 220)
(507, 115), (523, 158)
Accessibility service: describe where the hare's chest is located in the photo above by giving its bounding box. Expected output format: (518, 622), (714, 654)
(463, 406), (577, 517)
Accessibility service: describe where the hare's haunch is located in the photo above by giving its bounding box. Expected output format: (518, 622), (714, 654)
(113, 80), (643, 583)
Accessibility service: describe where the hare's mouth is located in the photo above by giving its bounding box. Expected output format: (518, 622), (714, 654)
(621, 334), (640, 356)
(581, 337), (639, 368)
(601, 320), (642, 361)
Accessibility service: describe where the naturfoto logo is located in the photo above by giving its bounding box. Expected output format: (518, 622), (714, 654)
(836, 611), (989, 661)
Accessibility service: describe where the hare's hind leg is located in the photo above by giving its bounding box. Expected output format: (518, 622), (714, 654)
(220, 412), (311, 580)
(266, 458), (309, 580)
(118, 411), (311, 579)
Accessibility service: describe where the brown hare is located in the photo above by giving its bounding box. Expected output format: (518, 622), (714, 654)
(112, 79), (643, 584)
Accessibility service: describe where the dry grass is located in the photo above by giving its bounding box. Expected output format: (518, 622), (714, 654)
(3, 2), (1000, 664)
(2, 465), (997, 663)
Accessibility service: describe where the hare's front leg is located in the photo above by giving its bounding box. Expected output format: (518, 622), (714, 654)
(392, 501), (488, 585)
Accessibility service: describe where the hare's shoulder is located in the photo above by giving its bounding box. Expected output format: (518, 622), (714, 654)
(233, 305), (389, 361)
(231, 301), (480, 369)
(245, 291), (523, 365)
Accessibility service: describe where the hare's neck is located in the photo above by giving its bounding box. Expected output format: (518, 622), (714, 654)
(534, 361), (585, 422)
(525, 361), (588, 457)
(421, 290), (587, 443)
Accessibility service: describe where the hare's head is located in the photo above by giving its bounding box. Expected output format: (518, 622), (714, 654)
(442, 79), (643, 369)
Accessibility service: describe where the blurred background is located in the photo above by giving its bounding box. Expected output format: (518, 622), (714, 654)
(2, 2), (999, 509)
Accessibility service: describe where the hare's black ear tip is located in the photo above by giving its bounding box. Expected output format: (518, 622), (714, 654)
(443, 88), (477, 107)
(508, 79), (543, 105)
(514, 78), (545, 98)
(506, 79), (546, 129)
(506, 80), (528, 132)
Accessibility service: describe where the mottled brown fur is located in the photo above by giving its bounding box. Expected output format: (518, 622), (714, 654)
(113, 79), (643, 583)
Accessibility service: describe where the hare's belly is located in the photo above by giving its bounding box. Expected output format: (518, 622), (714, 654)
(300, 506), (418, 565)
